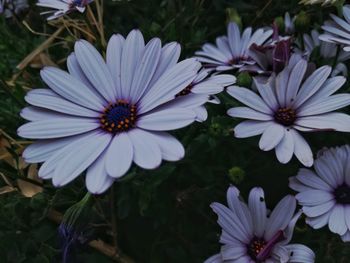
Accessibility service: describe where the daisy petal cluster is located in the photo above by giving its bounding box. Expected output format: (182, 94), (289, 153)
(227, 55), (350, 166)
(320, 5), (350, 52)
(302, 30), (350, 76)
(175, 69), (236, 122)
(18, 29), (208, 194)
(37, 0), (93, 20)
(205, 186), (315, 263)
(289, 145), (350, 242)
(195, 22), (273, 72)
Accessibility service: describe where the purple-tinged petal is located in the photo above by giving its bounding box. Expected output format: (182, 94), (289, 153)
(259, 123), (285, 151)
(275, 129), (294, 164)
(248, 187), (267, 237)
(329, 205), (347, 235)
(233, 120), (273, 138)
(105, 132), (133, 178)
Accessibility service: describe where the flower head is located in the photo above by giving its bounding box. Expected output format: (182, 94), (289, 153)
(205, 186), (315, 263)
(18, 30), (206, 194)
(227, 55), (350, 166)
(195, 22), (273, 72)
(289, 145), (350, 242)
(37, 0), (93, 20)
(320, 5), (350, 52)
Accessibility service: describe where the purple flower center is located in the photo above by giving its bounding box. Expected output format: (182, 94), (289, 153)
(176, 83), (193, 97)
(100, 100), (137, 133)
(274, 108), (296, 126)
(334, 184), (350, 204)
(247, 230), (285, 262)
(248, 237), (266, 260)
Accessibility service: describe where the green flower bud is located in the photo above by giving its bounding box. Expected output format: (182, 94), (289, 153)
(226, 8), (242, 28)
(274, 16), (285, 33)
(228, 167), (245, 184)
(295, 11), (310, 33)
(236, 72), (252, 87)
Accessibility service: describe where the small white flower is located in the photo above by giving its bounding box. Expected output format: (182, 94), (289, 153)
(227, 55), (350, 166)
(195, 22), (272, 72)
(37, 0), (93, 20)
(289, 145), (350, 242)
(205, 186), (315, 263)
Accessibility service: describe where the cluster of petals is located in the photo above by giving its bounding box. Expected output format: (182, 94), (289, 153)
(17, 30), (232, 194)
(227, 55), (350, 166)
(320, 5), (350, 52)
(205, 186), (315, 263)
(289, 145), (350, 242)
(37, 0), (93, 20)
(302, 30), (350, 76)
(195, 22), (273, 72)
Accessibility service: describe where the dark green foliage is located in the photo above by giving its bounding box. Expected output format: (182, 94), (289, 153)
(0, 0), (350, 262)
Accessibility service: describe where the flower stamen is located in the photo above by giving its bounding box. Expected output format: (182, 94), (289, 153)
(274, 107), (296, 126)
(100, 100), (137, 133)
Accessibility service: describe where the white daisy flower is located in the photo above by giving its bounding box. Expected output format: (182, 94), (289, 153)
(289, 145), (350, 242)
(37, 0), (93, 20)
(205, 186), (315, 263)
(18, 30), (208, 194)
(195, 22), (273, 72)
(319, 5), (350, 52)
(227, 55), (350, 167)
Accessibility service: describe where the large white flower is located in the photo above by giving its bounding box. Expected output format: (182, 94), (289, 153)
(319, 5), (350, 52)
(18, 30), (210, 194)
(227, 55), (350, 166)
(205, 186), (315, 263)
(289, 145), (350, 242)
(195, 22), (272, 72)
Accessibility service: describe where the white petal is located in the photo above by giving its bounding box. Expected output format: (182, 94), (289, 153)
(17, 117), (99, 139)
(227, 86), (272, 114)
(105, 132), (133, 178)
(220, 244), (247, 260)
(128, 129), (161, 169)
(289, 129), (313, 167)
(137, 108), (196, 131)
(40, 67), (105, 111)
(233, 121), (273, 138)
(306, 212), (330, 229)
(329, 205), (347, 235)
(293, 66), (332, 108)
(75, 40), (117, 102)
(139, 58), (200, 114)
(296, 190), (334, 206)
(248, 187), (267, 237)
(285, 244), (315, 263)
(302, 200), (335, 217)
(86, 150), (114, 194)
(259, 123), (285, 151)
(25, 88), (100, 117)
(227, 107), (273, 121)
(52, 132), (111, 186)
(264, 195), (296, 240)
(275, 129), (294, 164)
(148, 131), (185, 161)
(120, 30), (145, 100)
(131, 38), (162, 102)
(106, 34), (125, 98)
